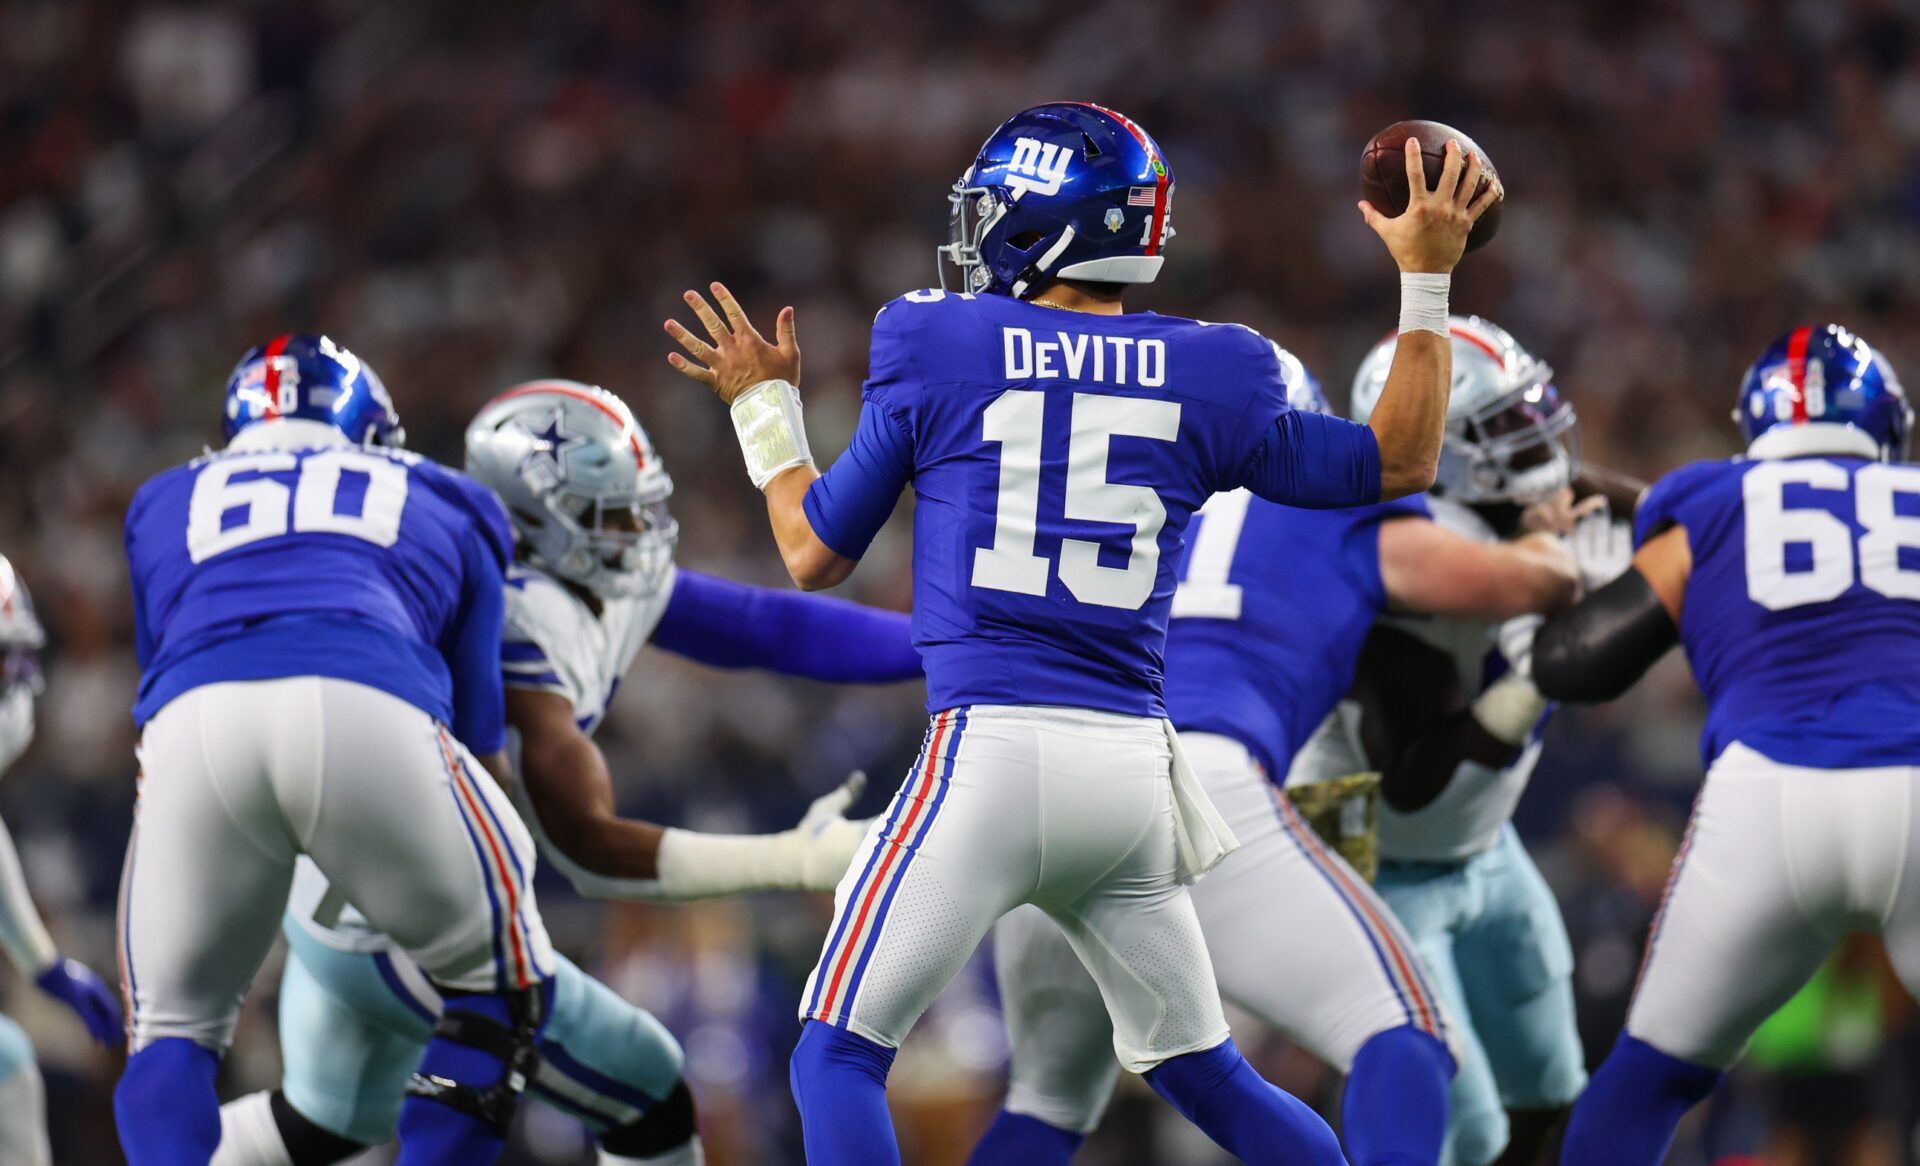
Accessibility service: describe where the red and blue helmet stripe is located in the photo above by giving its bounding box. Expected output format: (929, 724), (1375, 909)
(221, 332), (404, 447)
(1735, 324), (1911, 458)
(942, 102), (1175, 299)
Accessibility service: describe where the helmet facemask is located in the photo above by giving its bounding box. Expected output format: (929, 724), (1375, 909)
(537, 480), (679, 600)
(1437, 364), (1581, 505)
(938, 177), (1009, 294)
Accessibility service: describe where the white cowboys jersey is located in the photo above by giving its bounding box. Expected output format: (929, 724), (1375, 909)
(1285, 497), (1545, 863)
(287, 561), (680, 949)
(499, 562), (677, 735)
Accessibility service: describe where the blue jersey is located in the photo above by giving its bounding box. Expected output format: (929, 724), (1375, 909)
(1636, 454), (1920, 768)
(125, 421), (514, 754)
(1163, 490), (1429, 776)
(802, 291), (1383, 716)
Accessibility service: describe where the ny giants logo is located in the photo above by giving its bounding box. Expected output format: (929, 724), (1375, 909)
(1005, 137), (1071, 199)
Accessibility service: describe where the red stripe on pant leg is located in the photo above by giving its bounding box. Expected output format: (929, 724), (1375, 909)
(816, 712), (953, 1021)
(1275, 793), (1442, 1037)
(1634, 786), (1705, 998)
(439, 731), (532, 989)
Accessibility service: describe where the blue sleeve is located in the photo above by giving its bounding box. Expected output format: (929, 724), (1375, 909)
(444, 478), (514, 754)
(1236, 410), (1382, 509)
(650, 568), (921, 683)
(801, 399), (914, 560)
(123, 503), (156, 670)
(1634, 462), (1713, 547)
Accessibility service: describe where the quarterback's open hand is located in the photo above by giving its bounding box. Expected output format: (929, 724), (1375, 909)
(795, 770), (873, 892)
(664, 283), (801, 405)
(1358, 137), (1501, 274)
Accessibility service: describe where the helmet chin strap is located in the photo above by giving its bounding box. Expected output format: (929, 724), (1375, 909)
(1746, 422), (1885, 462)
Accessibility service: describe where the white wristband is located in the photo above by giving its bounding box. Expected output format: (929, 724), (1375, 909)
(1398, 272), (1452, 336)
(730, 379), (814, 490)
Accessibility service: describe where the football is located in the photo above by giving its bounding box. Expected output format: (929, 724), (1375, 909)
(1360, 119), (1503, 252)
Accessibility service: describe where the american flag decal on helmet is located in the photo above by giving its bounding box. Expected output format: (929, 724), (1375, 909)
(1128, 187), (1156, 206)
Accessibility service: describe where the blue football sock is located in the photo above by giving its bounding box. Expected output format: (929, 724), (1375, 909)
(395, 991), (535, 1166)
(1560, 1034), (1720, 1166)
(967, 1108), (1086, 1165)
(789, 1021), (900, 1166)
(1145, 1038), (1348, 1166)
(1342, 1025), (1453, 1166)
(115, 1038), (221, 1165)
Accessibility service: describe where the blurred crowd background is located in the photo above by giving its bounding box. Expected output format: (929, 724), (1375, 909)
(5, 0), (1920, 1161)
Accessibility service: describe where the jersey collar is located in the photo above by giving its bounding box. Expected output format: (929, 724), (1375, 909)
(226, 418), (354, 453)
(1746, 422), (1882, 462)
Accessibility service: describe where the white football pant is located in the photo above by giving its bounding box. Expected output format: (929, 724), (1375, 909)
(992, 731), (1454, 1132)
(801, 706), (1230, 1073)
(120, 677), (554, 1052)
(1632, 741), (1920, 1067)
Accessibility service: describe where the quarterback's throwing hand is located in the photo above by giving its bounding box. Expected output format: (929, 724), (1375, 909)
(1357, 138), (1501, 275)
(664, 283), (801, 405)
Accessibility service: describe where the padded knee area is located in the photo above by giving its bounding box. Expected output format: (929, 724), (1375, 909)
(0, 1015), (34, 1085)
(600, 1079), (697, 1157)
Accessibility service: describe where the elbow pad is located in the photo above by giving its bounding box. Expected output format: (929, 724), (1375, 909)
(1532, 568), (1678, 703)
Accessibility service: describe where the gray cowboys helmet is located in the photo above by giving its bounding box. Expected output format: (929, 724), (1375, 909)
(1350, 315), (1578, 505)
(465, 380), (678, 598)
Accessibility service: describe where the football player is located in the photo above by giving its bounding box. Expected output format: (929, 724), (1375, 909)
(1284, 319), (1625, 1166)
(120, 334), (556, 1165)
(1526, 326), (1920, 1165)
(667, 102), (1495, 1164)
(213, 379), (922, 1166)
(969, 361), (1582, 1166)
(0, 556), (121, 1166)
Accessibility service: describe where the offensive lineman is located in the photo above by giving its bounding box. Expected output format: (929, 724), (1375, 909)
(0, 556), (122, 1165)
(968, 364), (1583, 1166)
(214, 379), (923, 1166)
(1523, 326), (1920, 1165)
(1283, 320), (1623, 1166)
(120, 335), (557, 1166)
(666, 101), (1496, 1163)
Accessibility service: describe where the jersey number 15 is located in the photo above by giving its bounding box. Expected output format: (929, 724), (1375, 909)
(1744, 460), (1920, 610)
(187, 450), (410, 563)
(971, 390), (1181, 611)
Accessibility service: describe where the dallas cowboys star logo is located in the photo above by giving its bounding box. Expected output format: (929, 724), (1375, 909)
(516, 406), (585, 490)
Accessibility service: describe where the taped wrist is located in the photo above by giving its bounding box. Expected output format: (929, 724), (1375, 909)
(1398, 273), (1451, 336)
(656, 828), (807, 898)
(730, 379), (814, 489)
(405, 988), (546, 1136)
(1471, 672), (1549, 746)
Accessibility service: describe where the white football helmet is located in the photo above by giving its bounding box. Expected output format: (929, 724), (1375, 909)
(0, 555), (44, 773)
(465, 381), (678, 599)
(1351, 316), (1579, 505)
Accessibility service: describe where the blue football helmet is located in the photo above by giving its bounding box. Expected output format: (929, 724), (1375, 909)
(1735, 324), (1911, 459)
(940, 102), (1175, 299)
(222, 333), (404, 447)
